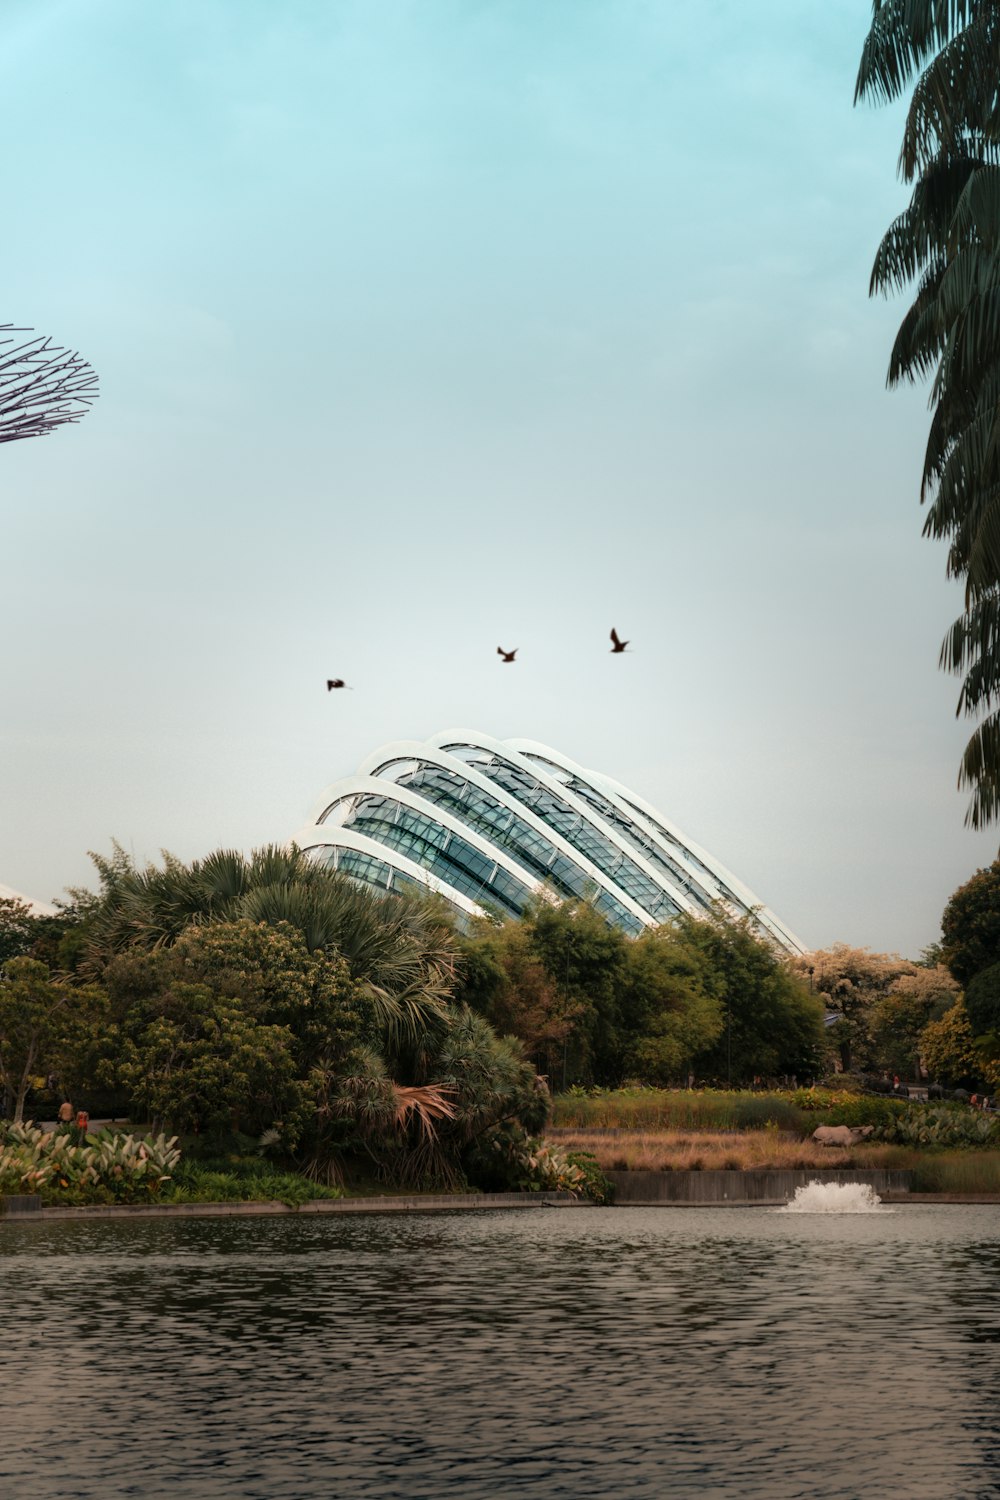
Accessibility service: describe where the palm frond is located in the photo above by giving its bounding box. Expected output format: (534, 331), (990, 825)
(857, 1), (984, 113)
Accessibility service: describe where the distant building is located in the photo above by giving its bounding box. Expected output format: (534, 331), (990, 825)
(0, 883), (57, 917)
(292, 730), (805, 954)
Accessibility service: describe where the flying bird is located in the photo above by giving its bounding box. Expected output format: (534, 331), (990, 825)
(497, 647), (517, 663)
(326, 679), (353, 690)
(610, 628), (630, 653)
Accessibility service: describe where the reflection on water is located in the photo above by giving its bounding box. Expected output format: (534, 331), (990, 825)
(3, 1205), (1000, 1498)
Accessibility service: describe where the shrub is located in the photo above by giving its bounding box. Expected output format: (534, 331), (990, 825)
(166, 1158), (341, 1205)
(0, 1122), (179, 1204)
(809, 1096), (911, 1131)
(565, 1151), (613, 1205)
(468, 1123), (590, 1197)
(876, 1105), (998, 1149)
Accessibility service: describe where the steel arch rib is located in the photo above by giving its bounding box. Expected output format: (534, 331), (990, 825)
(358, 737), (668, 928)
(426, 729), (706, 925)
(291, 826), (485, 918)
(294, 731), (804, 951)
(505, 736), (806, 954)
(292, 772), (552, 913)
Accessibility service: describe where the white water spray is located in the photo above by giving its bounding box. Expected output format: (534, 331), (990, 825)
(780, 1180), (887, 1214)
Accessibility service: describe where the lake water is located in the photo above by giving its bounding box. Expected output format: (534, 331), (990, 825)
(3, 1202), (1000, 1498)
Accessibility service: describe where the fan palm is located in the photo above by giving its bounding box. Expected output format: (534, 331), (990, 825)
(858, 1), (1000, 824)
(81, 843), (455, 1049)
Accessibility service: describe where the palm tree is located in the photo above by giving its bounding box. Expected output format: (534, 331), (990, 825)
(857, 2), (1000, 824)
(305, 1011), (548, 1186)
(80, 843), (455, 1049)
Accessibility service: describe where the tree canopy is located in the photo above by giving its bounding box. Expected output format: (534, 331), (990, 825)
(457, 901), (822, 1088)
(857, 1), (1000, 825)
(941, 858), (1000, 984)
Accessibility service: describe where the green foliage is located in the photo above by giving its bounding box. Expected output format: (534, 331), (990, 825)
(942, 862), (1000, 985)
(109, 985), (300, 1139)
(551, 1084), (925, 1137)
(81, 842), (456, 1051)
(789, 946), (956, 1076)
(868, 969), (958, 1077)
(0, 1122), (179, 1204)
(303, 1006), (549, 1189)
(0, 897), (40, 966)
(552, 1087), (805, 1133)
(166, 1157), (341, 1206)
(0, 957), (107, 1123)
(436, 1008), (550, 1140)
(97, 919), (370, 1141)
(457, 901), (801, 1089)
(856, 9), (1000, 825)
(876, 1105), (998, 1150)
(810, 1095), (910, 1131)
(454, 916), (583, 1079)
(520, 897), (630, 1083)
(620, 925), (723, 1084)
(669, 911), (825, 1083)
(788, 1086), (863, 1112)
(965, 961), (1000, 1036)
(463, 1121), (596, 1198)
(921, 996), (987, 1087)
(565, 1150), (613, 1205)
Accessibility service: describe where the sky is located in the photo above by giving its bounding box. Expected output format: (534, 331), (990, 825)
(2, 0), (995, 957)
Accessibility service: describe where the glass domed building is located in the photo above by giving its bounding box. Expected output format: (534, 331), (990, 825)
(291, 730), (804, 955)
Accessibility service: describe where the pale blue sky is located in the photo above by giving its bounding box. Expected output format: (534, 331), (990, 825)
(2, 0), (993, 954)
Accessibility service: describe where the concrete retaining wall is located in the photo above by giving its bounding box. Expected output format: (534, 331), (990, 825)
(0, 1195), (42, 1216)
(0, 1191), (584, 1223)
(608, 1168), (913, 1205)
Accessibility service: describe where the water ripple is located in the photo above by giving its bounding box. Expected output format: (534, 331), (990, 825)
(3, 1205), (1000, 1498)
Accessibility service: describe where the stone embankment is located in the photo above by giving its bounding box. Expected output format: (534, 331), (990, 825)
(0, 1191), (584, 1222)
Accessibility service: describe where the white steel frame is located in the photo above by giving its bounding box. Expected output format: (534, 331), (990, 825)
(291, 731), (805, 954)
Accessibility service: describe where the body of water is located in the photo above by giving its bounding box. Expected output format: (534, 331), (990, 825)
(3, 1202), (1000, 1498)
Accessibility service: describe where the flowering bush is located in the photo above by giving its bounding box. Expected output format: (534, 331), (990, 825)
(0, 1122), (180, 1204)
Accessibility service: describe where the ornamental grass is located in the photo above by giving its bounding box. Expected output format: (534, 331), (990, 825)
(551, 1089), (807, 1133)
(545, 1127), (906, 1173)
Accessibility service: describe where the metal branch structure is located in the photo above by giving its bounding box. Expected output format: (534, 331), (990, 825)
(0, 323), (98, 444)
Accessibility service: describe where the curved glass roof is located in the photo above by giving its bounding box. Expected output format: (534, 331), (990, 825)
(291, 732), (805, 952)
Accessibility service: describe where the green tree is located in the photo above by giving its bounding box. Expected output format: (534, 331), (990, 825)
(79, 843), (455, 1049)
(0, 958), (107, 1122)
(964, 961), (1000, 1035)
(868, 967), (959, 1079)
(111, 983), (299, 1137)
(102, 920), (368, 1140)
(306, 1007), (548, 1187)
(941, 859), (1000, 984)
(620, 925), (723, 1084)
(677, 912), (824, 1083)
(921, 995), (992, 1088)
(521, 898), (629, 1084)
(857, 2), (1000, 825)
(0, 897), (39, 967)
(791, 945), (957, 1075)
(454, 916), (584, 1081)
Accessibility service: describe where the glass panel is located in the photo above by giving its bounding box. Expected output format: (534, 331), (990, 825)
(304, 844), (469, 927)
(341, 796), (532, 918)
(440, 746), (681, 923)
